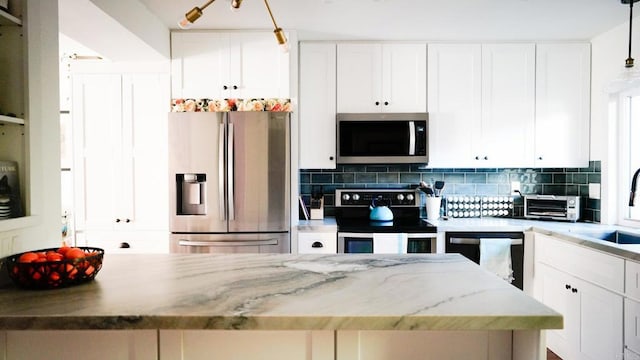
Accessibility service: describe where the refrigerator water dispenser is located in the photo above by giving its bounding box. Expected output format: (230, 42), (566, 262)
(177, 173), (206, 215)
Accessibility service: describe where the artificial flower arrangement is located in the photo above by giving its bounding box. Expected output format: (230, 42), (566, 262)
(171, 98), (292, 112)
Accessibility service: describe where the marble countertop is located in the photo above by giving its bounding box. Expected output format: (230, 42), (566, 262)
(0, 253), (561, 331)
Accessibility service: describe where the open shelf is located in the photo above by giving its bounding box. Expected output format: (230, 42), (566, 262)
(0, 8), (21, 26)
(0, 114), (24, 125)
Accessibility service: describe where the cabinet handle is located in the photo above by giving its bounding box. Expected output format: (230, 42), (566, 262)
(475, 156), (480, 160)
(115, 218), (121, 223)
(311, 241), (324, 248)
(484, 156), (488, 160)
(233, 85), (238, 90)
(572, 288), (578, 293)
(223, 85), (228, 90)
(119, 242), (131, 248)
(384, 101), (389, 106)
(125, 218), (131, 223)
(565, 284), (571, 290)
(375, 101), (380, 106)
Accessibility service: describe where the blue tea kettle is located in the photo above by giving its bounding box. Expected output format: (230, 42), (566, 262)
(369, 198), (394, 222)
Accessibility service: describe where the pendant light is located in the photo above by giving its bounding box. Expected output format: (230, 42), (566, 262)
(178, 0), (289, 53)
(606, 0), (640, 93)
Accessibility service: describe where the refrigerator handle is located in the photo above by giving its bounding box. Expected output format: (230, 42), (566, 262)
(228, 123), (235, 221)
(218, 123), (226, 221)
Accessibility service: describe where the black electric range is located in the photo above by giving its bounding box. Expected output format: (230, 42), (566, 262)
(334, 188), (437, 234)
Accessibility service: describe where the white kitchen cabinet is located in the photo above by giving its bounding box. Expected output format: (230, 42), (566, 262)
(626, 298), (640, 355)
(534, 43), (591, 168)
(2, 330), (157, 359)
(540, 264), (623, 360)
(336, 43), (426, 113)
(298, 230), (337, 254)
(160, 330), (334, 360)
(171, 31), (290, 100)
(299, 42), (337, 169)
(428, 43), (535, 168)
(427, 43), (482, 168)
(72, 74), (169, 250)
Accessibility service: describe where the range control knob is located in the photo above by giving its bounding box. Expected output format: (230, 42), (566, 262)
(406, 194), (414, 201)
(353, 194), (360, 201)
(342, 194), (350, 201)
(397, 194), (405, 201)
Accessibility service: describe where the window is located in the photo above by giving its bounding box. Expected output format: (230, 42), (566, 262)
(618, 89), (640, 225)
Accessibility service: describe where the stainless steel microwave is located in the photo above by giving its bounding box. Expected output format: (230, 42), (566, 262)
(524, 195), (581, 222)
(336, 113), (429, 164)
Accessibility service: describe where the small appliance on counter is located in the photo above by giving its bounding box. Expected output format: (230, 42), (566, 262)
(524, 194), (580, 222)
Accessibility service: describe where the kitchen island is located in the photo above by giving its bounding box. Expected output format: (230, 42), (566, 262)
(0, 253), (560, 360)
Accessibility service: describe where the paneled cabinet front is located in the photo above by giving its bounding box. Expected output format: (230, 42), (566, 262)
(428, 43), (535, 168)
(171, 31), (290, 99)
(336, 43), (426, 113)
(72, 74), (169, 251)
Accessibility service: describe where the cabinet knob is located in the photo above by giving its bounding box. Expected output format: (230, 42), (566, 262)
(375, 101), (380, 106)
(115, 218), (121, 223)
(125, 218), (131, 223)
(233, 85), (238, 90)
(571, 288), (578, 293)
(565, 284), (571, 290)
(223, 85), (228, 90)
(538, 156), (543, 160)
(484, 156), (488, 160)
(311, 241), (324, 248)
(329, 156), (334, 161)
(384, 101), (389, 106)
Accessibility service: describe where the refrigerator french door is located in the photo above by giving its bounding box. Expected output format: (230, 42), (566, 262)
(168, 111), (290, 253)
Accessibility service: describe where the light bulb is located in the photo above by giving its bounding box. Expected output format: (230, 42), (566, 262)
(177, 7), (203, 29)
(178, 16), (194, 29)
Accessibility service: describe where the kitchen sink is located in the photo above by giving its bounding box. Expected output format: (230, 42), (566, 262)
(571, 230), (640, 245)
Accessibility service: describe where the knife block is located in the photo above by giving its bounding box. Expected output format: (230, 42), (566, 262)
(310, 197), (324, 220)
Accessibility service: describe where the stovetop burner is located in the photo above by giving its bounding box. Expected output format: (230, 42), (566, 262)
(334, 188), (437, 234)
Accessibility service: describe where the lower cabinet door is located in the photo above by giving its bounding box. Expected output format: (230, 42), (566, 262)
(160, 330), (334, 360)
(4, 330), (157, 360)
(626, 298), (640, 355)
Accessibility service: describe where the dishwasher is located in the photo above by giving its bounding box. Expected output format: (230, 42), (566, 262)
(445, 232), (525, 290)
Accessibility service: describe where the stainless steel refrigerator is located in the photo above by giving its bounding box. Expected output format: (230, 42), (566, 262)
(168, 111), (290, 253)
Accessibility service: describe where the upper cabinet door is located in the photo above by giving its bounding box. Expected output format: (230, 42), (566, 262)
(535, 43), (591, 168)
(299, 42), (337, 169)
(480, 43), (535, 168)
(170, 31), (290, 99)
(337, 43), (426, 113)
(382, 44), (427, 112)
(337, 43), (382, 113)
(427, 43), (482, 168)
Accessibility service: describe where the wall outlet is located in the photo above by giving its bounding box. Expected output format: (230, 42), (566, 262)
(589, 183), (601, 199)
(511, 181), (521, 193)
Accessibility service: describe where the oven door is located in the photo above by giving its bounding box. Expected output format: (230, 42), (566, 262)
(337, 232), (435, 254)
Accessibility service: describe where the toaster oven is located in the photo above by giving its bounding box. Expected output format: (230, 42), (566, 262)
(524, 195), (581, 222)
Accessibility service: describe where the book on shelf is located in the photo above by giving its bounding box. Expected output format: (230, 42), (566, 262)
(0, 160), (23, 220)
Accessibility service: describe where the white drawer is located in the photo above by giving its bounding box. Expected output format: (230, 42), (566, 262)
(627, 298), (640, 355)
(298, 232), (337, 254)
(536, 233), (625, 293)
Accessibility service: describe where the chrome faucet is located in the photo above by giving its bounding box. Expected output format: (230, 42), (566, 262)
(630, 167), (640, 206)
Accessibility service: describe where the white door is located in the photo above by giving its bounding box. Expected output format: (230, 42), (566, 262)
(541, 264), (578, 360)
(427, 43), (482, 168)
(233, 32), (290, 99)
(534, 43), (591, 167)
(299, 42), (337, 169)
(72, 74), (122, 231)
(480, 43), (535, 167)
(337, 43), (382, 113)
(170, 31), (230, 99)
(382, 44), (427, 112)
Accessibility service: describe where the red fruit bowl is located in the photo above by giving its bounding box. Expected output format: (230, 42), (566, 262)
(5, 247), (104, 290)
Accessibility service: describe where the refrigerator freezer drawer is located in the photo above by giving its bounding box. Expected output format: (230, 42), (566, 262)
(170, 233), (290, 254)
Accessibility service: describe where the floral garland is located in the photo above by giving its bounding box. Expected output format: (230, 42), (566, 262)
(171, 98), (292, 112)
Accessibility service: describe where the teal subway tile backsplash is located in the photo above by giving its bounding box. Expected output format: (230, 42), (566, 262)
(299, 160), (602, 223)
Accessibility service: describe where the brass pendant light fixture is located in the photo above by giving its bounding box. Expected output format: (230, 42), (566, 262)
(178, 0), (289, 53)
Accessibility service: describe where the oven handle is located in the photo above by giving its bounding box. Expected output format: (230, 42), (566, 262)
(448, 237), (523, 246)
(338, 232), (437, 239)
(178, 239), (279, 247)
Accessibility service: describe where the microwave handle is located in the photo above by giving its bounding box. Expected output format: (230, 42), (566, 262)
(408, 121), (416, 155)
(534, 195), (557, 199)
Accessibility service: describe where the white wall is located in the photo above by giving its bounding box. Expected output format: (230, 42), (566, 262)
(591, 17), (640, 223)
